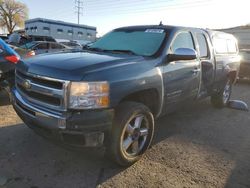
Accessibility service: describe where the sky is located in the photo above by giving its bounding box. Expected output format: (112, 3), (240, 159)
(17, 0), (250, 36)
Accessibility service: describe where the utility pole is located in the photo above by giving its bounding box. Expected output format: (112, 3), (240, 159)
(75, 0), (83, 24)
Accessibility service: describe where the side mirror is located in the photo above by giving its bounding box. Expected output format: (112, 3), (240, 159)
(168, 48), (197, 62)
(0, 49), (3, 54)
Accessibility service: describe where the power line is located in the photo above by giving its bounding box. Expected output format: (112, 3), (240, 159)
(40, 0), (212, 24)
(84, 0), (212, 16)
(75, 0), (83, 24)
(84, 0), (208, 10)
(84, 0), (174, 7)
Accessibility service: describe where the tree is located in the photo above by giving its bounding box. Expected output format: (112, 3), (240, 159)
(0, 0), (28, 34)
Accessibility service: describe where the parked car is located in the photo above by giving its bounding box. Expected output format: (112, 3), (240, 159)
(27, 35), (56, 43)
(18, 41), (70, 56)
(9, 44), (35, 59)
(238, 49), (250, 79)
(76, 40), (93, 47)
(0, 38), (20, 94)
(0, 35), (9, 42)
(12, 25), (240, 166)
(60, 41), (82, 50)
(8, 33), (56, 46)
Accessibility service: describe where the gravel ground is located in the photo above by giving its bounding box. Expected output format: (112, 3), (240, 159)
(0, 82), (250, 188)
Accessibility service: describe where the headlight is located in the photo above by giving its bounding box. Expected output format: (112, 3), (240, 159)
(69, 81), (109, 109)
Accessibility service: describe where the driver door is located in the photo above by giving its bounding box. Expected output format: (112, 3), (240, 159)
(162, 31), (201, 113)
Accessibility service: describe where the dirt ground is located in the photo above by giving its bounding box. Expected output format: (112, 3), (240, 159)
(0, 82), (250, 188)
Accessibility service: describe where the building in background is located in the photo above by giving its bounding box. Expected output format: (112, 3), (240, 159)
(25, 18), (97, 43)
(220, 25), (250, 49)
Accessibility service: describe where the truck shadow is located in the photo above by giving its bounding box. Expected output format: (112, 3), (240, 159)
(0, 84), (249, 187)
(153, 97), (250, 188)
(0, 123), (115, 187)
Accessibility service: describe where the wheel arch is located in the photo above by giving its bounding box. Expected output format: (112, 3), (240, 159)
(118, 88), (161, 118)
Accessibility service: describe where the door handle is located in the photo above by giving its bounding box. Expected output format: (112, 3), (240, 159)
(192, 68), (201, 74)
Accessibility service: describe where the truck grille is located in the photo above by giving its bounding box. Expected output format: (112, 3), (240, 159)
(15, 70), (69, 111)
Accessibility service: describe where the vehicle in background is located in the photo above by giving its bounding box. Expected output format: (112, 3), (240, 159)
(9, 44), (36, 59)
(19, 41), (70, 55)
(13, 25), (240, 166)
(0, 38), (20, 94)
(60, 41), (82, 50)
(0, 35), (9, 42)
(238, 49), (250, 79)
(8, 33), (56, 46)
(27, 35), (56, 43)
(75, 40), (93, 47)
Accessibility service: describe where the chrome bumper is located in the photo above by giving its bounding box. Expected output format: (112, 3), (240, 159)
(13, 89), (114, 147)
(13, 89), (67, 129)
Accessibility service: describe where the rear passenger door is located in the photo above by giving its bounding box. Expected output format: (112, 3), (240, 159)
(163, 31), (201, 112)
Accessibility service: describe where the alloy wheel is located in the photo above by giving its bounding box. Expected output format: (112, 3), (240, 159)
(121, 114), (149, 157)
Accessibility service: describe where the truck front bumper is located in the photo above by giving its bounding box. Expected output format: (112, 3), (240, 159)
(13, 89), (114, 147)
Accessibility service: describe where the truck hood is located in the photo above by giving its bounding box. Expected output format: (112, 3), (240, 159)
(18, 51), (144, 81)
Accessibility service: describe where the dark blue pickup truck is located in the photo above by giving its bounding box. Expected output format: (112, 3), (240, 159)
(12, 25), (240, 166)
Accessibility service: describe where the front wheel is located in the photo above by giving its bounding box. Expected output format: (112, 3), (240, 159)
(211, 79), (232, 108)
(108, 102), (154, 166)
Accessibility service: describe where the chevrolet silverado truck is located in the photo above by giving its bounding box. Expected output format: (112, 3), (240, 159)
(12, 25), (240, 166)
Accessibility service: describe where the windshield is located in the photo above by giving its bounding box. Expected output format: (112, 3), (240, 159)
(89, 29), (166, 56)
(19, 41), (36, 49)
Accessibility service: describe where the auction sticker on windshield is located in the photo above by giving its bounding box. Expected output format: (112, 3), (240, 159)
(145, 29), (164, 33)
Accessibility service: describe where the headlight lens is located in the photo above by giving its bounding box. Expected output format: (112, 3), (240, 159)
(69, 81), (109, 109)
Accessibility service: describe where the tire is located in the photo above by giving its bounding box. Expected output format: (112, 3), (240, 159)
(108, 101), (154, 166)
(211, 79), (232, 108)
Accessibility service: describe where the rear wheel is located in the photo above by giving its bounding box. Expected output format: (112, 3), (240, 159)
(108, 102), (154, 166)
(211, 79), (232, 108)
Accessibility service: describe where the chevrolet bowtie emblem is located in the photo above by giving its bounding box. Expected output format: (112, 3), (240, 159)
(23, 80), (31, 90)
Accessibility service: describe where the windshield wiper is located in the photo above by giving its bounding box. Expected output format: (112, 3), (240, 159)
(87, 48), (138, 55)
(87, 47), (105, 52)
(105, 49), (137, 55)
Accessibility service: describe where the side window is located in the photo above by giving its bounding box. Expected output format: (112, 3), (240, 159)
(78, 32), (83, 37)
(213, 38), (228, 54)
(34, 43), (48, 50)
(196, 33), (209, 58)
(34, 36), (44, 41)
(227, 39), (237, 53)
(171, 32), (195, 52)
(43, 27), (50, 33)
(57, 29), (63, 34)
(50, 43), (64, 49)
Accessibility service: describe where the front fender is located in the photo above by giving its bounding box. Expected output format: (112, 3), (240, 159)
(109, 66), (164, 116)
